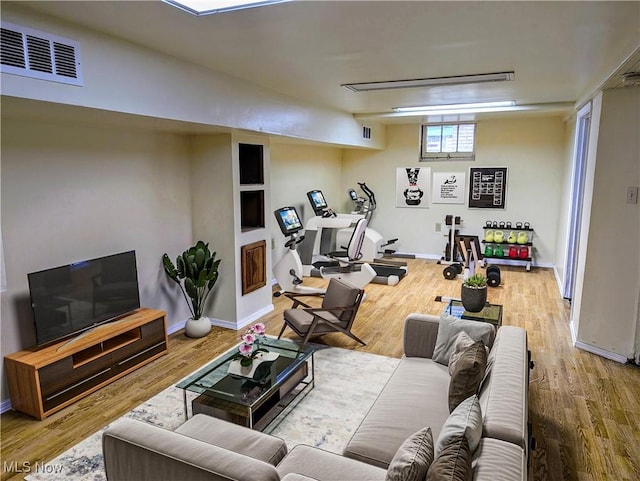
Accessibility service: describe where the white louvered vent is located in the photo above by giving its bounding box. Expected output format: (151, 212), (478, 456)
(1, 22), (82, 86)
(362, 126), (371, 139)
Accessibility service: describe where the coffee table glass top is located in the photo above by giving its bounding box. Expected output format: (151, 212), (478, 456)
(176, 337), (315, 407)
(446, 299), (503, 326)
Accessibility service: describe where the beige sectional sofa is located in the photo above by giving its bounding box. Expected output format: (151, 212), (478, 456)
(102, 312), (530, 480)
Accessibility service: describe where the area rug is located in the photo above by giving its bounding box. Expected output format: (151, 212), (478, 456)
(26, 346), (399, 481)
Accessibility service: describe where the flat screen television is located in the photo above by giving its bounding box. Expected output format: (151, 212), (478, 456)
(28, 250), (141, 346)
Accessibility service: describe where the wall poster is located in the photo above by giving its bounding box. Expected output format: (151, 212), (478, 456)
(396, 167), (430, 208)
(468, 167), (507, 209)
(432, 172), (466, 204)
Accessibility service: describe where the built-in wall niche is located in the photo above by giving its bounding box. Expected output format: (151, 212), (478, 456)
(239, 143), (264, 185)
(240, 190), (265, 231)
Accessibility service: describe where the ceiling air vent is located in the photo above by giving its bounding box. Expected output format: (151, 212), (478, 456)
(1, 22), (82, 86)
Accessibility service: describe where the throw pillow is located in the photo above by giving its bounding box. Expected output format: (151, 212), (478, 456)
(448, 340), (487, 413)
(448, 332), (475, 375)
(432, 312), (495, 366)
(426, 435), (472, 481)
(385, 426), (434, 481)
(434, 394), (482, 457)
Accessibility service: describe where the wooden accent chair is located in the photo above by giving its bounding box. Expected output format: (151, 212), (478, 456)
(278, 278), (366, 346)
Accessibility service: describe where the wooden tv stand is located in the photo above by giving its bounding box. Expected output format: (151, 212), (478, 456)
(4, 308), (168, 420)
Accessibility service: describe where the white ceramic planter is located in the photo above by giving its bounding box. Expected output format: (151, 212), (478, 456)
(184, 316), (211, 338)
(228, 351), (280, 379)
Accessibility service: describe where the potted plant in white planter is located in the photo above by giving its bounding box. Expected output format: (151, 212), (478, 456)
(162, 241), (221, 338)
(461, 273), (487, 313)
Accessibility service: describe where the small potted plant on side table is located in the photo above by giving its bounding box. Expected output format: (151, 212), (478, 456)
(461, 273), (487, 313)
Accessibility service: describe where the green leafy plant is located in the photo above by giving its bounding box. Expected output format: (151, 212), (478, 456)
(162, 241), (221, 320)
(463, 273), (487, 288)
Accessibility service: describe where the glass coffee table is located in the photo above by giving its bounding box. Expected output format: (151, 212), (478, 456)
(446, 299), (503, 327)
(176, 337), (316, 430)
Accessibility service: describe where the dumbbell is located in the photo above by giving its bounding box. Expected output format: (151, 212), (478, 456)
(486, 265), (501, 287)
(443, 263), (463, 280)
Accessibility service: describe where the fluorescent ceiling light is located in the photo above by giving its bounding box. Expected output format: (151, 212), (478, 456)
(164, 0), (290, 16)
(342, 71), (514, 92)
(394, 101), (516, 113)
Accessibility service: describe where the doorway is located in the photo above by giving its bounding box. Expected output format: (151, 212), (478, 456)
(562, 102), (591, 301)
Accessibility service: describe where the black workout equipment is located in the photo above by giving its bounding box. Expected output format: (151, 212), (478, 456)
(443, 263), (463, 280)
(486, 265), (501, 287)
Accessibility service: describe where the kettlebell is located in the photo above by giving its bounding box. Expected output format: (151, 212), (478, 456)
(507, 231), (517, 244)
(486, 265), (501, 287)
(517, 232), (528, 244)
(493, 244), (504, 257)
(484, 230), (494, 242)
(519, 246), (529, 259)
(484, 244), (494, 257)
(509, 246), (518, 258)
(493, 230), (504, 243)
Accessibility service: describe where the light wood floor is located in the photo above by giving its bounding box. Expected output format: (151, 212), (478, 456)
(1, 259), (639, 480)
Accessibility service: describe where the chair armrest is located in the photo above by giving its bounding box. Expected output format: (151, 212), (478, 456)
(102, 418), (280, 481)
(403, 313), (440, 358)
(285, 292), (324, 309)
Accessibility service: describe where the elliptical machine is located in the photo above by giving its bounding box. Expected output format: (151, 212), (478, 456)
(273, 206), (376, 296)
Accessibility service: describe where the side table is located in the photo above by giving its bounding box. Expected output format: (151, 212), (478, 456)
(446, 299), (503, 327)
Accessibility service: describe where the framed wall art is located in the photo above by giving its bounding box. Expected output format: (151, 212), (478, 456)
(432, 172), (466, 204)
(468, 167), (507, 209)
(396, 167), (430, 208)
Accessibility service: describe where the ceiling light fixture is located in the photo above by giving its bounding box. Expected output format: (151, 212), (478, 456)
(393, 101), (516, 113)
(342, 71), (515, 92)
(163, 0), (291, 16)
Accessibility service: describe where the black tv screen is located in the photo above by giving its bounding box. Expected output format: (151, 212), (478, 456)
(274, 206), (303, 236)
(28, 250), (141, 346)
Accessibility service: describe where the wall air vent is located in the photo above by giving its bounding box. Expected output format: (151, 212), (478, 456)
(362, 126), (372, 139)
(0, 22), (82, 86)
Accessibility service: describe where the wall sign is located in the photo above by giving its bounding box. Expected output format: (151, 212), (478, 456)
(432, 172), (466, 204)
(468, 167), (507, 209)
(396, 167), (430, 208)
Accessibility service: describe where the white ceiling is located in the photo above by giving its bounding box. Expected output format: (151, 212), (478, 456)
(11, 1), (640, 123)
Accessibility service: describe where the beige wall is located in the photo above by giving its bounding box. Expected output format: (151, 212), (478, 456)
(270, 142), (344, 265)
(573, 87), (640, 359)
(341, 118), (567, 265)
(0, 119), (194, 400)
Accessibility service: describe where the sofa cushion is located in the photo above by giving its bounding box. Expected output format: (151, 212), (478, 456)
(277, 445), (386, 481)
(477, 326), (528, 451)
(176, 414), (287, 465)
(471, 438), (526, 481)
(448, 340), (487, 412)
(102, 418), (280, 481)
(385, 427), (434, 481)
(343, 357), (450, 468)
(434, 395), (482, 457)
(426, 435), (472, 481)
(432, 313), (495, 365)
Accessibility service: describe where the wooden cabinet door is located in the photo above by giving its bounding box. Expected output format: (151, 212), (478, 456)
(241, 240), (266, 295)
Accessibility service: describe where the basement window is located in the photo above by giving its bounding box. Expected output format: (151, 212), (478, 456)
(420, 123), (476, 161)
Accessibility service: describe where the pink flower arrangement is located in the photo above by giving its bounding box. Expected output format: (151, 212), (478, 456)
(237, 323), (267, 366)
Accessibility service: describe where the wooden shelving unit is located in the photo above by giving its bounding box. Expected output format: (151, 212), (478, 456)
(4, 308), (168, 419)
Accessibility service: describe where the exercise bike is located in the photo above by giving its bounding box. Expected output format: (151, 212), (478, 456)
(273, 206), (375, 296)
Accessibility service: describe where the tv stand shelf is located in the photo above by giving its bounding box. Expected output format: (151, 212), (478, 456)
(4, 308), (168, 420)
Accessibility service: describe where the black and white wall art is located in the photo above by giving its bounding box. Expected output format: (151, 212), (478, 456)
(396, 167), (430, 208)
(468, 167), (508, 209)
(432, 172), (466, 204)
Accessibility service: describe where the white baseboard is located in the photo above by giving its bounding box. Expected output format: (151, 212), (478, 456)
(574, 340), (629, 364)
(553, 265), (565, 297)
(210, 304), (275, 331)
